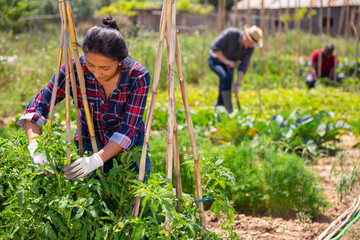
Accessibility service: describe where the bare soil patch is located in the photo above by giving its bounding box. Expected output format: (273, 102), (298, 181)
(205, 135), (360, 240)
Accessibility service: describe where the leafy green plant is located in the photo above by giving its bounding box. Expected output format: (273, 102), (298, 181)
(1, 122), (236, 239)
(211, 109), (352, 158)
(221, 141), (329, 217)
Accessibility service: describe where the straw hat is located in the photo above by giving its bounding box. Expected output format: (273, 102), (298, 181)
(244, 25), (263, 48)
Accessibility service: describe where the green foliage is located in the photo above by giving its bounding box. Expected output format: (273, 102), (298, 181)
(0, 0), (35, 31)
(210, 109), (352, 158)
(0, 123), (235, 239)
(97, 0), (211, 17)
(222, 142), (329, 217)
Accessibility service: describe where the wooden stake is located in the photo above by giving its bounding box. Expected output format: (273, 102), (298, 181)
(67, 45), (83, 157)
(309, 0), (313, 56)
(173, 98), (182, 213)
(64, 37), (71, 161)
(65, 1), (98, 153)
(133, 0), (167, 217)
(233, 0), (238, 27)
(277, 0), (282, 75)
(165, 0), (177, 185)
(318, 0), (323, 79)
(48, 2), (65, 126)
(57, 1), (71, 161)
(326, 0), (331, 42)
(247, 0), (251, 25)
(350, 8), (359, 80)
(175, 33), (206, 226)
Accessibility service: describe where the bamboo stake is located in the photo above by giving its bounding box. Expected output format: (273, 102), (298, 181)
(318, 0), (323, 79)
(164, 1), (183, 213)
(233, 0), (238, 27)
(65, 1), (98, 153)
(335, 4), (345, 86)
(175, 34), (205, 226)
(64, 37), (71, 161)
(345, 0), (350, 78)
(326, 0), (331, 42)
(58, 1), (71, 161)
(217, 0), (225, 34)
(48, 2), (65, 125)
(133, 1), (167, 217)
(260, 0), (268, 78)
(165, 0), (177, 185)
(337, 5), (345, 36)
(296, 0), (301, 86)
(173, 99), (182, 213)
(316, 196), (360, 240)
(247, 0), (251, 25)
(309, 0), (313, 56)
(350, 8), (359, 80)
(67, 45), (83, 157)
(277, 0), (282, 75)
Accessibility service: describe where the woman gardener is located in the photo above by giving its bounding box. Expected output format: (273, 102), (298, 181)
(19, 17), (151, 180)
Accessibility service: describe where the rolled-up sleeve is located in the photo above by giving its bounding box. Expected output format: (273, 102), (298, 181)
(18, 65), (67, 129)
(238, 48), (254, 74)
(109, 71), (150, 151)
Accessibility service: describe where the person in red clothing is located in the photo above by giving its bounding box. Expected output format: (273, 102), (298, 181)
(305, 43), (345, 88)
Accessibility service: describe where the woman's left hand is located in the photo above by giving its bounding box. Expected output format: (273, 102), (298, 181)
(64, 153), (104, 180)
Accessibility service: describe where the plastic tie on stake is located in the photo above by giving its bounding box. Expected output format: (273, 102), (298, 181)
(195, 195), (213, 203)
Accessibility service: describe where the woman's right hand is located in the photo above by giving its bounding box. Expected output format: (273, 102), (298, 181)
(28, 142), (49, 166)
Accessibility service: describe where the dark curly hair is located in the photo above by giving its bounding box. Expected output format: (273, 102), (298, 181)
(82, 17), (128, 62)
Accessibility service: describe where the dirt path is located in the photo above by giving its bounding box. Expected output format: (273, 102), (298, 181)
(205, 135), (360, 240)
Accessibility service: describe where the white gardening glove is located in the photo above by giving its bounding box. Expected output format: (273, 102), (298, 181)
(63, 153), (103, 180)
(28, 142), (49, 166)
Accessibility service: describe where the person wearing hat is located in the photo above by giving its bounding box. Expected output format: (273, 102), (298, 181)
(305, 43), (345, 89)
(208, 25), (263, 113)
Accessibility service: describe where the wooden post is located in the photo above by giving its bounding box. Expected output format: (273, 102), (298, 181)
(175, 33), (205, 226)
(277, 0), (282, 75)
(318, 0), (323, 79)
(133, 0), (167, 217)
(350, 8), (359, 80)
(309, 0), (313, 56)
(165, 0), (176, 186)
(67, 45), (83, 157)
(173, 102), (182, 212)
(345, 0), (350, 78)
(48, 2), (65, 125)
(247, 0), (251, 25)
(165, 0), (183, 213)
(326, 0), (331, 42)
(234, 0), (238, 27)
(296, 0), (301, 86)
(65, 1), (98, 153)
(260, 0), (268, 78)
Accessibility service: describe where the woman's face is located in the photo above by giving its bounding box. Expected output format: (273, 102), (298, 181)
(85, 52), (120, 84)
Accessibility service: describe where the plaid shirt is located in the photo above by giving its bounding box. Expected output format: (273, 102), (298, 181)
(19, 55), (150, 151)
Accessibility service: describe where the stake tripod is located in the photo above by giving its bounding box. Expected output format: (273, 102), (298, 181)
(132, 0), (206, 227)
(48, 0), (98, 160)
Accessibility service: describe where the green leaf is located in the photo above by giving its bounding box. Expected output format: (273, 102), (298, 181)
(131, 225), (145, 239)
(87, 206), (99, 220)
(44, 222), (57, 239)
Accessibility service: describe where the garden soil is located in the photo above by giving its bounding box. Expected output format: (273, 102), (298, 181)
(205, 135), (360, 240)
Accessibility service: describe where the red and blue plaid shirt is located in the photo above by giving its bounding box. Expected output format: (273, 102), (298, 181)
(19, 55), (150, 151)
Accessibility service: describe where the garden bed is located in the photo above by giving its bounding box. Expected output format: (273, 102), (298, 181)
(205, 135), (360, 239)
